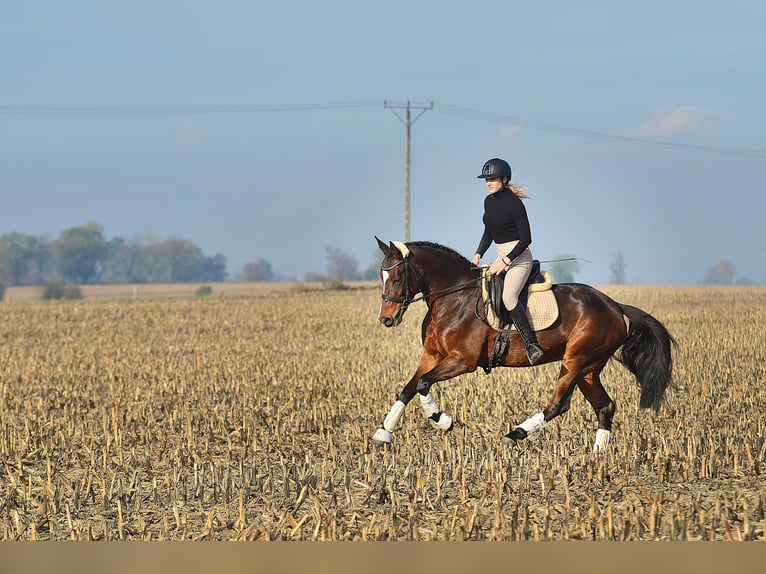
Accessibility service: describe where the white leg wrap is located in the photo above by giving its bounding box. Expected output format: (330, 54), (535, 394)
(435, 412), (453, 431)
(383, 400), (406, 432)
(593, 429), (611, 453)
(419, 393), (453, 431)
(372, 428), (393, 444)
(419, 393), (439, 417)
(518, 412), (546, 435)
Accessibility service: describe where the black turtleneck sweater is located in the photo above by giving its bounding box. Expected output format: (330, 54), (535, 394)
(475, 188), (532, 262)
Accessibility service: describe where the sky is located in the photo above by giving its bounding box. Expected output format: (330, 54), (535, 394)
(1, 1), (765, 284)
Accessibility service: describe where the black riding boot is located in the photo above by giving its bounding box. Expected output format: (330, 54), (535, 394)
(509, 303), (544, 365)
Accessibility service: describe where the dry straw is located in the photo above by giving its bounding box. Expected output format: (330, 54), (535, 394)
(0, 285), (764, 540)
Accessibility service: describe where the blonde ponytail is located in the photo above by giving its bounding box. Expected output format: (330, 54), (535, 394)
(507, 183), (529, 199)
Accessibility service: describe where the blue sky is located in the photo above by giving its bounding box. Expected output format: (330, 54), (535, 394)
(1, 1), (764, 284)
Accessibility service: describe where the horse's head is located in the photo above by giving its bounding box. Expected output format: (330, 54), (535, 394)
(375, 236), (421, 328)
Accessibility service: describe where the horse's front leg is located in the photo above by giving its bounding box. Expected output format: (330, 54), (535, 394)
(371, 373), (422, 444)
(416, 390), (454, 433)
(371, 352), (472, 444)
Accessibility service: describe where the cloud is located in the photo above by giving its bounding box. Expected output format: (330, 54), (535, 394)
(627, 106), (728, 140)
(173, 123), (200, 145)
(485, 123), (524, 149)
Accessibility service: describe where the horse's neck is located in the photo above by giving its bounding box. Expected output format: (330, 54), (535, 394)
(419, 261), (477, 299)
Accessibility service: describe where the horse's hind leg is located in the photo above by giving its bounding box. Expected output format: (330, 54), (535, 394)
(503, 363), (580, 444)
(502, 358), (616, 451)
(577, 365), (616, 452)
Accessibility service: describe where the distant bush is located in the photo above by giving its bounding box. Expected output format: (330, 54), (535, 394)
(64, 286), (83, 299)
(42, 283), (83, 300)
(324, 280), (350, 291)
(195, 285), (213, 297)
(303, 272), (327, 282)
(0, 281), (5, 301)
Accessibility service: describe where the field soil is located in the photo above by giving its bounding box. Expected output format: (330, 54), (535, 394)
(0, 284), (764, 540)
(3, 281), (372, 302)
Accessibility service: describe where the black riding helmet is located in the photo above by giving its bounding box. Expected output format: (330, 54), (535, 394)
(477, 158), (512, 180)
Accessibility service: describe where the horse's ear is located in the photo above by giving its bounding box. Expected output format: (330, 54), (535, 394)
(375, 236), (389, 254)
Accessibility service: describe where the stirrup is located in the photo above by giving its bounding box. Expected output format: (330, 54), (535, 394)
(489, 330), (510, 368)
(525, 343), (544, 365)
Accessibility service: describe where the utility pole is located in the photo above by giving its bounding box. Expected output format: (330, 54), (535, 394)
(384, 100), (433, 242)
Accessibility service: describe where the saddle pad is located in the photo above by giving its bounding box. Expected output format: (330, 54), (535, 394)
(485, 289), (559, 332)
(480, 266), (559, 331)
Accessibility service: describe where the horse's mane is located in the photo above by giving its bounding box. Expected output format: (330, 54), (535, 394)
(408, 241), (472, 266)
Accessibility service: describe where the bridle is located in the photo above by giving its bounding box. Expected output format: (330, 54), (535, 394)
(380, 257), (422, 310)
(380, 256), (482, 311)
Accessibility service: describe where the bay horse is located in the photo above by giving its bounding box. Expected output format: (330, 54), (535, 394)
(372, 237), (676, 452)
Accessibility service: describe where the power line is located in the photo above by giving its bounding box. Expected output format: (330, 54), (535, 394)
(0, 101), (380, 116)
(433, 102), (766, 160)
(1, 98), (763, 160)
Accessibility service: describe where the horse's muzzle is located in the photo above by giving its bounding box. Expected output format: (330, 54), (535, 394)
(379, 314), (402, 328)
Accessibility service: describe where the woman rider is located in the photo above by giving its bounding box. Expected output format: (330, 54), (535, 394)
(471, 157), (544, 365)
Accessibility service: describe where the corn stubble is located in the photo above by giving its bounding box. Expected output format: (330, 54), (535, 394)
(0, 286), (764, 541)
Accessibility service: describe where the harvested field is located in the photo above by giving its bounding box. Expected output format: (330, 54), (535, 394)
(2, 281), (343, 302)
(0, 285), (764, 540)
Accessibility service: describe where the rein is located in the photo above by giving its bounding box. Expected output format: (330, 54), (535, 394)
(380, 258), (420, 307)
(381, 258), (482, 309)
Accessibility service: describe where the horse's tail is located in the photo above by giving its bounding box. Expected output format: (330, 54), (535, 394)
(617, 304), (677, 411)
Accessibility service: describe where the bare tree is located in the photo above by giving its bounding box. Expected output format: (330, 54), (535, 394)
(242, 259), (274, 282)
(364, 248), (383, 280)
(326, 247), (360, 282)
(548, 254), (580, 283)
(610, 251), (627, 284)
(703, 259), (736, 285)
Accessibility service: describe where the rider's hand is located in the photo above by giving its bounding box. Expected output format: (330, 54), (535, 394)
(471, 253), (481, 266)
(489, 258), (508, 275)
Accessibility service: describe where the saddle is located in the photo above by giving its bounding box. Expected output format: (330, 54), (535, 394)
(480, 261), (558, 331)
(480, 261), (559, 372)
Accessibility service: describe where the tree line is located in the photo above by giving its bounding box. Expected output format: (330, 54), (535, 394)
(0, 223), (226, 286)
(0, 222), (380, 287)
(0, 223), (753, 288)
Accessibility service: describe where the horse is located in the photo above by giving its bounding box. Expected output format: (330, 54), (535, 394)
(372, 237), (676, 452)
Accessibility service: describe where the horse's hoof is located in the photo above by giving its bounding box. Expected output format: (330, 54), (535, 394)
(371, 428), (393, 445)
(436, 413), (454, 432)
(502, 427), (528, 444)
